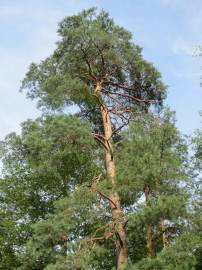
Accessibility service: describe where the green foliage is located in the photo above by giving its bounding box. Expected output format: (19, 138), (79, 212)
(0, 110), (192, 269)
(21, 8), (166, 119)
(18, 9), (167, 267)
(117, 111), (187, 197)
(0, 114), (99, 269)
(18, 186), (115, 270)
(115, 111), (190, 263)
(129, 232), (202, 270)
(0, 115), (97, 220)
(0, 7), (201, 270)
(0, 209), (21, 270)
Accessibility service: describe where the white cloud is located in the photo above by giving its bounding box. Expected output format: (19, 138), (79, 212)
(172, 38), (195, 55)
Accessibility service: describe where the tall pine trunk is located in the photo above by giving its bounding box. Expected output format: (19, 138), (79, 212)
(95, 83), (128, 268)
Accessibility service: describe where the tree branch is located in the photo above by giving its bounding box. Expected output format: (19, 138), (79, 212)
(93, 133), (108, 150)
(88, 175), (117, 209)
(102, 80), (136, 91)
(88, 231), (114, 242)
(102, 87), (155, 103)
(80, 45), (97, 81)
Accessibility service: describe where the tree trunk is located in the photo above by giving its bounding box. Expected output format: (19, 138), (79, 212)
(144, 185), (154, 257)
(146, 225), (153, 257)
(95, 83), (128, 268)
(159, 217), (167, 248)
(156, 191), (167, 249)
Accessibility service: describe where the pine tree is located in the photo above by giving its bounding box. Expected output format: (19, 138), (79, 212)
(0, 114), (98, 269)
(20, 8), (166, 268)
(116, 110), (190, 267)
(14, 110), (191, 270)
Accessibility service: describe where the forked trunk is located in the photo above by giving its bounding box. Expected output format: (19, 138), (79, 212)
(95, 83), (128, 268)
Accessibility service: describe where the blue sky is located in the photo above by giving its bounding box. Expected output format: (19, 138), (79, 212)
(0, 0), (202, 139)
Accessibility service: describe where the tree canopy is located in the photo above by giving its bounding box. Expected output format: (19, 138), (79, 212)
(0, 7), (201, 270)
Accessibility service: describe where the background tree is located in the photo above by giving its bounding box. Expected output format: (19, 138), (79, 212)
(0, 208), (22, 270)
(0, 114), (98, 269)
(115, 110), (190, 267)
(121, 112), (202, 270)
(15, 110), (191, 270)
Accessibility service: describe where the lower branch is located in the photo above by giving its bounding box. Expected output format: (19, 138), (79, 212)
(89, 231), (114, 242)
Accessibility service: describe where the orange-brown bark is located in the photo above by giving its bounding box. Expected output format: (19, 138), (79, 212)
(95, 82), (128, 268)
(146, 225), (153, 257)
